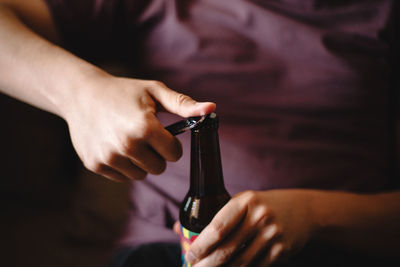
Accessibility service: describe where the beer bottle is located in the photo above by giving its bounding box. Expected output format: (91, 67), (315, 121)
(179, 113), (231, 266)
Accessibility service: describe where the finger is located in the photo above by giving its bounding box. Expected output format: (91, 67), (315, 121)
(236, 224), (281, 266)
(96, 164), (130, 182)
(126, 111), (182, 163)
(146, 81), (216, 117)
(259, 243), (285, 267)
(193, 217), (258, 267)
(122, 138), (167, 175)
(186, 197), (248, 265)
(107, 154), (148, 180)
(173, 221), (180, 235)
(147, 119), (183, 162)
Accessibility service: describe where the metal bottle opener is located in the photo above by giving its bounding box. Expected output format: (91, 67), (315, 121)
(165, 113), (216, 136)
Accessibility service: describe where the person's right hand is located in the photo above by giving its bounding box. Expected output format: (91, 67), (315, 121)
(63, 73), (215, 182)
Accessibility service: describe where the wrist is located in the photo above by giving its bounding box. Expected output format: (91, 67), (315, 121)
(307, 190), (356, 243)
(304, 190), (331, 242)
(53, 60), (111, 121)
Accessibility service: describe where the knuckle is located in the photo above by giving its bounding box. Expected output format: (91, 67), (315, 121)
(269, 243), (285, 263)
(119, 131), (147, 155)
(137, 121), (154, 140)
(188, 244), (199, 256)
(150, 80), (165, 87)
(85, 159), (103, 174)
(120, 137), (136, 155)
(139, 94), (156, 113)
(116, 131), (133, 152)
(175, 93), (192, 106)
(209, 220), (225, 240)
(103, 152), (119, 166)
(125, 117), (154, 142)
(262, 223), (279, 241)
(271, 223), (280, 236)
(215, 249), (231, 264)
(148, 80), (165, 89)
(254, 206), (270, 225)
(242, 190), (258, 205)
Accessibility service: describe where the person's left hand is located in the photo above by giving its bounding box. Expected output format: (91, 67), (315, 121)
(184, 189), (318, 266)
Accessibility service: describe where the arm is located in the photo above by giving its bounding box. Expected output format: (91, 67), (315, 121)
(186, 189), (400, 267)
(0, 0), (78, 116)
(0, 0), (215, 181)
(312, 190), (400, 257)
(186, 122), (400, 266)
(311, 119), (400, 258)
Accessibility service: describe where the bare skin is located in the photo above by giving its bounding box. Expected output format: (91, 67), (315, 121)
(183, 189), (400, 266)
(1, 0), (399, 265)
(0, 0), (215, 181)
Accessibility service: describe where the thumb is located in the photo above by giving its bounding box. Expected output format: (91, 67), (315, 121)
(147, 81), (216, 117)
(173, 221), (180, 235)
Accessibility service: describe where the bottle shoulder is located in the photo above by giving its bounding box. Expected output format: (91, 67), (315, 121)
(180, 192), (230, 232)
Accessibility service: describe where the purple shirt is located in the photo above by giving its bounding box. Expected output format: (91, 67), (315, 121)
(45, 0), (399, 265)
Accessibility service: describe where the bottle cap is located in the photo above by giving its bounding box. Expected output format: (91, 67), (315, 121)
(191, 112), (219, 131)
(165, 112), (218, 135)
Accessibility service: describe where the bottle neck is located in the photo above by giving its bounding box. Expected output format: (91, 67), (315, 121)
(190, 127), (226, 196)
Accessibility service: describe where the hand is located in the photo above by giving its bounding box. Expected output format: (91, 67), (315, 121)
(185, 190), (317, 266)
(64, 73), (215, 182)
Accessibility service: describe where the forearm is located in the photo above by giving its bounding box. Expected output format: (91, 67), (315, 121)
(310, 189), (400, 259)
(0, 4), (106, 118)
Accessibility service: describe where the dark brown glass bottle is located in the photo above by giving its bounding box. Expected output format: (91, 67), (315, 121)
(179, 113), (230, 265)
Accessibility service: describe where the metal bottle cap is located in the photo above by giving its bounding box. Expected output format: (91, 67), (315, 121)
(165, 112), (218, 136)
